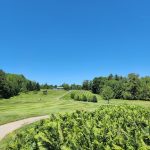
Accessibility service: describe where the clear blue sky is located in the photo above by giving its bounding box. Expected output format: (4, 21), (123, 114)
(0, 0), (150, 85)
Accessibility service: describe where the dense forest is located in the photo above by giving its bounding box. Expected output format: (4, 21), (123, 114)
(62, 74), (150, 101)
(82, 74), (150, 100)
(1, 69), (150, 101)
(0, 70), (40, 98)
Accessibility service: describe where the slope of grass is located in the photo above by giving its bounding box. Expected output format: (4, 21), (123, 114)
(0, 90), (150, 126)
(0, 90), (150, 149)
(0, 90), (100, 125)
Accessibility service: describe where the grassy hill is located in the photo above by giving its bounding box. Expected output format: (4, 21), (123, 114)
(0, 90), (150, 125)
(0, 90), (100, 125)
(0, 90), (150, 149)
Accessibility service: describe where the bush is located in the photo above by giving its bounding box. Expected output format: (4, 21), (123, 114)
(82, 95), (87, 102)
(74, 94), (79, 101)
(6, 105), (150, 150)
(70, 90), (97, 102)
(70, 92), (75, 99)
(87, 95), (93, 102)
(43, 90), (48, 95)
(69, 90), (98, 103)
(92, 95), (97, 103)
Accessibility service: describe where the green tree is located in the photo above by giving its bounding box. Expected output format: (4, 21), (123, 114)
(41, 83), (49, 89)
(101, 86), (114, 104)
(82, 80), (92, 90)
(92, 77), (107, 94)
(139, 77), (150, 100)
(0, 70), (6, 98)
(108, 74), (113, 80)
(26, 81), (33, 91)
(36, 83), (40, 91)
(62, 83), (70, 91)
(127, 73), (141, 100)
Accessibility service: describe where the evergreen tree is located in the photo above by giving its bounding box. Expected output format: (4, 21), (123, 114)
(36, 83), (40, 91)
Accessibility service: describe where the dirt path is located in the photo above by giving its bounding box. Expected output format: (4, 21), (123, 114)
(57, 90), (72, 99)
(0, 115), (49, 141)
(0, 91), (70, 141)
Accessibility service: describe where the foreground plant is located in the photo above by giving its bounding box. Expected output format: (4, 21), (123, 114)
(6, 105), (150, 150)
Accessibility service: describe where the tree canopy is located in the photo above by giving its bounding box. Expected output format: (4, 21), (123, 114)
(84, 73), (150, 100)
(0, 70), (40, 99)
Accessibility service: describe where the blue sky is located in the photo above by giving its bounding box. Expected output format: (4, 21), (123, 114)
(0, 0), (150, 85)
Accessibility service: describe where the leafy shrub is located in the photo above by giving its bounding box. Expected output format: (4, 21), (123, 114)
(70, 92), (75, 99)
(82, 95), (87, 102)
(43, 90), (48, 95)
(6, 105), (150, 150)
(87, 95), (93, 102)
(70, 90), (98, 103)
(92, 95), (97, 103)
(74, 94), (79, 101)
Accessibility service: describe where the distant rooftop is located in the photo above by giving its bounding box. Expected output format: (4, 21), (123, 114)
(57, 86), (64, 89)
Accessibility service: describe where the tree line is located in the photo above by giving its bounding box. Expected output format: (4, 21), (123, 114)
(1, 69), (150, 101)
(0, 70), (40, 99)
(40, 83), (57, 89)
(61, 73), (150, 100)
(82, 73), (150, 100)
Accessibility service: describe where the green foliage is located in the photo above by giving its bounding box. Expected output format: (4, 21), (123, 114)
(92, 95), (97, 103)
(92, 77), (107, 94)
(74, 94), (80, 101)
(43, 90), (48, 95)
(82, 80), (92, 90)
(101, 86), (114, 102)
(70, 84), (82, 90)
(61, 84), (82, 91)
(40, 83), (55, 89)
(70, 92), (75, 99)
(82, 95), (87, 102)
(0, 69), (40, 99)
(90, 73), (150, 100)
(62, 83), (70, 91)
(70, 90), (98, 103)
(5, 105), (150, 150)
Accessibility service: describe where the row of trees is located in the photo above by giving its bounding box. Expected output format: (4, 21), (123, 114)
(82, 74), (150, 100)
(39, 83), (82, 91)
(0, 70), (40, 99)
(62, 83), (82, 90)
(32, 73), (150, 101)
(40, 84), (57, 89)
(2, 69), (150, 101)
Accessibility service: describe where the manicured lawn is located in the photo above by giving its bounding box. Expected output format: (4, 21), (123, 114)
(0, 90), (150, 125)
(0, 90), (99, 125)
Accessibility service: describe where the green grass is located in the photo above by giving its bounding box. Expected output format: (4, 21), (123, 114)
(0, 90), (99, 125)
(0, 90), (150, 125)
(0, 90), (150, 149)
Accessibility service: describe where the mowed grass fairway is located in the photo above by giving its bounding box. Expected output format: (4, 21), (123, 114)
(0, 90), (150, 125)
(0, 90), (99, 125)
